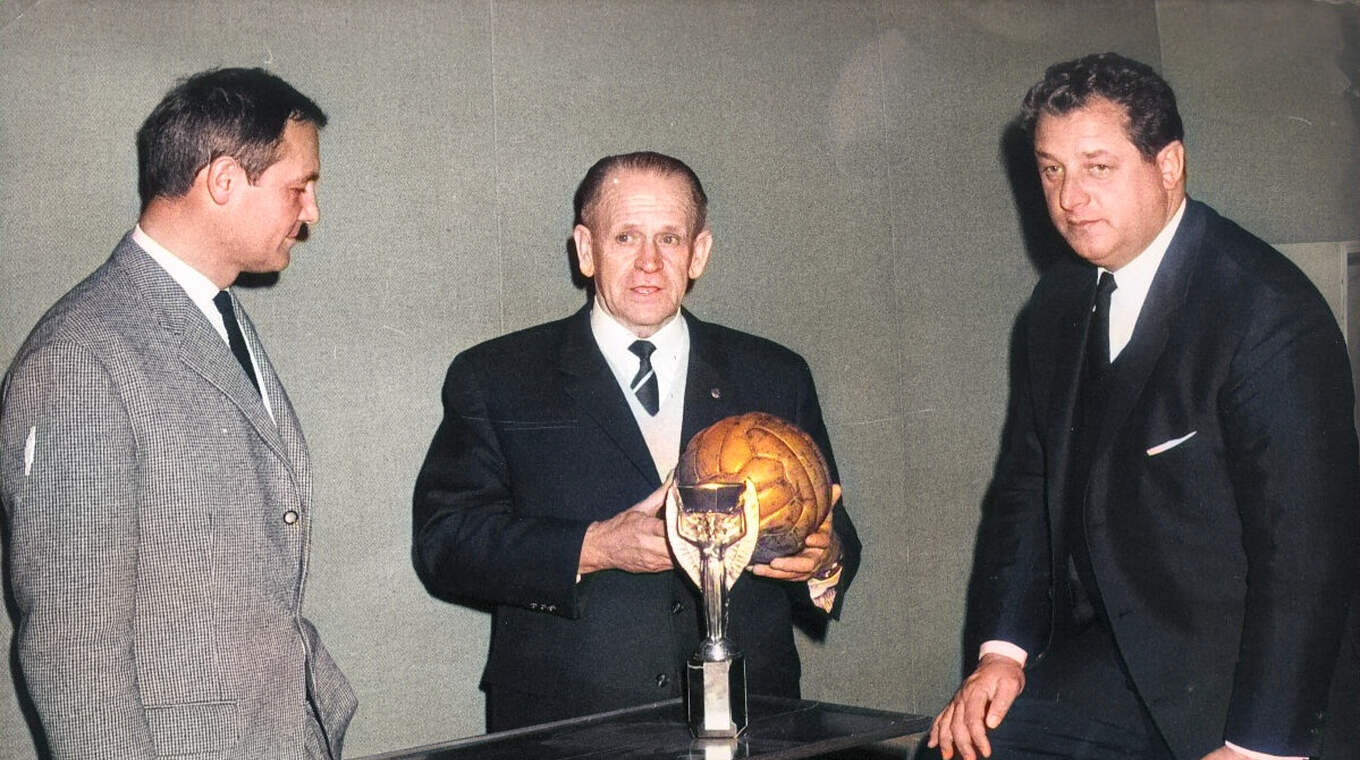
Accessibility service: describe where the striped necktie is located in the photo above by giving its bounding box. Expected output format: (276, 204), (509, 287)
(628, 340), (660, 415)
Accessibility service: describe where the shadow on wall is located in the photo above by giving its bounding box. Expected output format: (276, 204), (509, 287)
(999, 115), (1073, 276)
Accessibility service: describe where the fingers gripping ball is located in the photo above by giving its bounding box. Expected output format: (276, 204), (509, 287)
(677, 412), (833, 564)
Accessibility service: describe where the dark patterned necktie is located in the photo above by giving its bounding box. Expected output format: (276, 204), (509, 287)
(628, 340), (660, 415)
(213, 290), (261, 396)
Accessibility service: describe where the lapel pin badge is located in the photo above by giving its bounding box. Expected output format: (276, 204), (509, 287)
(710, 387), (721, 399)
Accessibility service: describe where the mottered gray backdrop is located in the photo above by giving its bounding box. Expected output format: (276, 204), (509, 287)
(2, 1), (1357, 757)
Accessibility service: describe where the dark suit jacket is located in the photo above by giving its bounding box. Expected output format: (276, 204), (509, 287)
(412, 306), (859, 728)
(970, 200), (1359, 759)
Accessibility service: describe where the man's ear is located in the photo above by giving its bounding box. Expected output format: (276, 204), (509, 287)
(687, 228), (713, 280)
(573, 224), (596, 278)
(1156, 140), (1185, 190)
(203, 155), (242, 206)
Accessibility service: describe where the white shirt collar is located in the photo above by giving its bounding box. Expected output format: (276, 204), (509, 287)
(589, 299), (689, 401)
(1103, 197), (1186, 360)
(133, 224), (223, 314)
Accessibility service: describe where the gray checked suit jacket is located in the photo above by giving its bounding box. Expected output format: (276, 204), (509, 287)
(1, 235), (357, 759)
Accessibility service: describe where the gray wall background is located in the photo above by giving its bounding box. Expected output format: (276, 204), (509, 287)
(2, 1), (1357, 757)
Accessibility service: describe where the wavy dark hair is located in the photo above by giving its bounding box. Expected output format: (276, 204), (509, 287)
(1021, 52), (1183, 159)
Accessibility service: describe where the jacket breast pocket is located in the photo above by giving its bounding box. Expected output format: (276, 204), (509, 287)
(145, 700), (239, 757)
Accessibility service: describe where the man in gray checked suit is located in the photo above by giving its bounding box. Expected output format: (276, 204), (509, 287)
(1, 68), (356, 759)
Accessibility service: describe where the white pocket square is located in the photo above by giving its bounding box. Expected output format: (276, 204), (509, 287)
(1146, 430), (1197, 456)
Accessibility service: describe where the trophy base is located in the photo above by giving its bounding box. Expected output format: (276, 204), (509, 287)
(685, 652), (748, 738)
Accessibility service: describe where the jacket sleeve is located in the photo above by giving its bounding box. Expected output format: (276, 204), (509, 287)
(966, 302), (1053, 659)
(411, 351), (592, 617)
(789, 354), (861, 620)
(1219, 290), (1360, 755)
(1, 340), (156, 759)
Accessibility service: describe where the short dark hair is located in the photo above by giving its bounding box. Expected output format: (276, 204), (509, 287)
(1021, 52), (1183, 159)
(136, 67), (327, 208)
(573, 151), (708, 232)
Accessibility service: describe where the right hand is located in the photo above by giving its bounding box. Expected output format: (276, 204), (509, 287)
(927, 653), (1025, 760)
(577, 482), (673, 575)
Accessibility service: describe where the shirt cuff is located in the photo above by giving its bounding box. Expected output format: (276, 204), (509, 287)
(978, 640), (1028, 667)
(807, 567), (841, 612)
(1224, 741), (1305, 760)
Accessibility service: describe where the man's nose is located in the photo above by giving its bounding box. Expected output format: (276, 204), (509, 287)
(1058, 176), (1088, 211)
(300, 183), (320, 224)
(636, 240), (662, 271)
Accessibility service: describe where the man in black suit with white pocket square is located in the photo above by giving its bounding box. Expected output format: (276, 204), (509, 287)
(928, 53), (1359, 760)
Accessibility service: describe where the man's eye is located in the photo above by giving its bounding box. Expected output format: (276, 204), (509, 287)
(616, 233), (634, 243)
(1090, 164), (1111, 176)
(1040, 165), (1060, 179)
(660, 234), (680, 245)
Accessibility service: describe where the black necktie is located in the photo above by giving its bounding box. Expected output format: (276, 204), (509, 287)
(628, 340), (660, 415)
(212, 290), (261, 396)
(1087, 271), (1118, 384)
(1064, 270), (1117, 628)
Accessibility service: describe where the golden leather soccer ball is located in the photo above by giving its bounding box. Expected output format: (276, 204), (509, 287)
(677, 412), (833, 563)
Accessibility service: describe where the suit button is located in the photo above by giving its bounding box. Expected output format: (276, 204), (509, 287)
(656, 673), (669, 688)
(283, 510), (299, 525)
(671, 601), (684, 615)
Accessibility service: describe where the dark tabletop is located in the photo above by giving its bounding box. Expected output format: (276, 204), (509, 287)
(356, 696), (931, 760)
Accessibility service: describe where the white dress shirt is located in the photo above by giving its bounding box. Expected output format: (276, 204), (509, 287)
(1104, 198), (1185, 362)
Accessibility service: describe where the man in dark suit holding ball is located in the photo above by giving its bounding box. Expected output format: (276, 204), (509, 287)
(412, 151), (860, 730)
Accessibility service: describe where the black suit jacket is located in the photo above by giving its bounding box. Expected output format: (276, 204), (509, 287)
(971, 200), (1359, 758)
(412, 306), (859, 728)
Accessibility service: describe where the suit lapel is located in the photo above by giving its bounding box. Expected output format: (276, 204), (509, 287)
(177, 300), (291, 465)
(112, 239), (295, 475)
(680, 312), (737, 448)
(558, 307), (660, 484)
(1043, 266), (1101, 542)
(1091, 202), (1203, 468)
(237, 307), (310, 490)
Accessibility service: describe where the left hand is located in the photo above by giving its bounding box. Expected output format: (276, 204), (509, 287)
(751, 484), (842, 582)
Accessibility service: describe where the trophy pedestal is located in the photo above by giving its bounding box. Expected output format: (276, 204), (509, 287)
(685, 652), (748, 738)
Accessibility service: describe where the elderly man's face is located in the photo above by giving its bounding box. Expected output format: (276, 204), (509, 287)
(573, 169), (712, 338)
(1033, 97), (1182, 271)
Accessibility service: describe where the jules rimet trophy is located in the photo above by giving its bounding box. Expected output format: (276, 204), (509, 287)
(666, 412), (837, 739)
